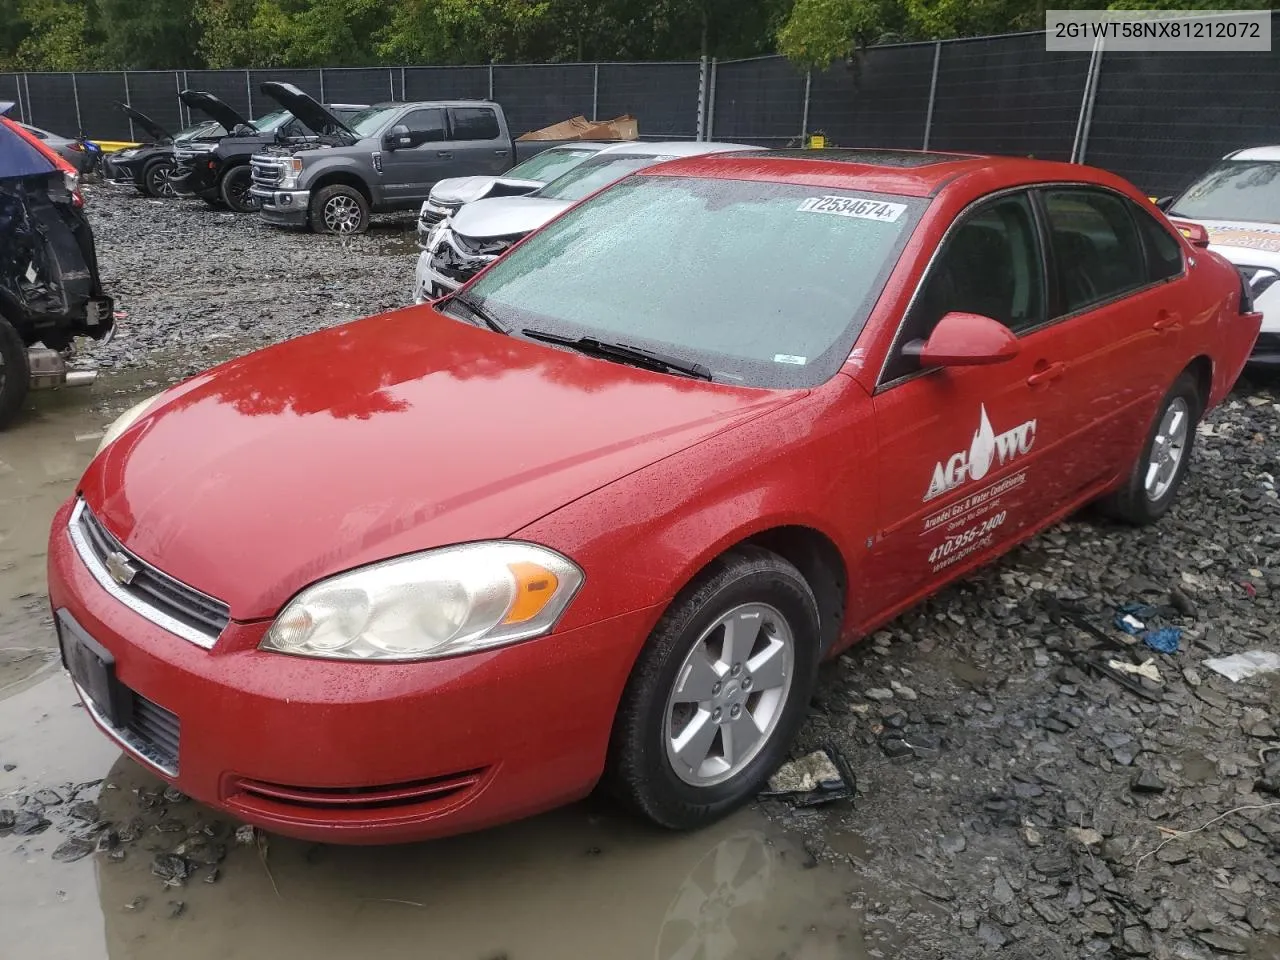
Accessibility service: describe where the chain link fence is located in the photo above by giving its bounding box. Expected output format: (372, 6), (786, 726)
(4, 33), (1280, 195)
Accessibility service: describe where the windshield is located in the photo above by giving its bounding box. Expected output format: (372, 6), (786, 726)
(176, 120), (225, 141)
(468, 176), (923, 388)
(347, 106), (402, 138)
(505, 147), (602, 184)
(1170, 160), (1280, 224)
(253, 110), (292, 133)
(536, 155), (675, 202)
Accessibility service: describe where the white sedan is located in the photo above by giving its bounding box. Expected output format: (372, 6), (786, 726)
(1161, 145), (1280, 363)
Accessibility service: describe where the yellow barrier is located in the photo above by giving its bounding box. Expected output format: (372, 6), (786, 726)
(93, 141), (142, 153)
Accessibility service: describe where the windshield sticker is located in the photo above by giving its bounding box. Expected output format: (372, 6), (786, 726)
(1206, 227), (1280, 254)
(773, 354), (807, 365)
(924, 405), (1037, 502)
(798, 196), (906, 222)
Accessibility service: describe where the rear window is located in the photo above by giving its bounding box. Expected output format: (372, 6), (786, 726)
(468, 175), (924, 389)
(1171, 159), (1280, 224)
(449, 107), (500, 141)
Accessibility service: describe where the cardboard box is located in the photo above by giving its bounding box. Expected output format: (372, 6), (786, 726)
(517, 115), (639, 142)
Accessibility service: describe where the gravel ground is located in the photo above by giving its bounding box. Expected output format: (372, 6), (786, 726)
(11, 185), (1280, 958)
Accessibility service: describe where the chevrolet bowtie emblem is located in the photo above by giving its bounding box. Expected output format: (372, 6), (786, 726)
(104, 551), (138, 586)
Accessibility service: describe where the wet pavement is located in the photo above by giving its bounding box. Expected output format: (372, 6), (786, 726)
(5, 187), (1280, 959)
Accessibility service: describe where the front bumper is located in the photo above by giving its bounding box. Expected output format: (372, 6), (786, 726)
(250, 186), (311, 227)
(48, 497), (649, 844)
(170, 165), (218, 200)
(414, 249), (460, 303)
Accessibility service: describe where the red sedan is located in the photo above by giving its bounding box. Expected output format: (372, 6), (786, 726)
(48, 150), (1259, 843)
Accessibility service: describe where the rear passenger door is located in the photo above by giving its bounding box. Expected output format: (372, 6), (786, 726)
(1034, 187), (1188, 489)
(379, 107), (450, 207)
(445, 106), (512, 177)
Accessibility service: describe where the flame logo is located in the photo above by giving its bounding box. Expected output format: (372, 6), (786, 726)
(967, 404), (997, 482)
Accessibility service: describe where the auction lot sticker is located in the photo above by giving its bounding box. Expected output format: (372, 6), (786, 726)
(1046, 9), (1270, 52)
(798, 196), (906, 222)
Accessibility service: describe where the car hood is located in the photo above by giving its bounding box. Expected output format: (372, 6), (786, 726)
(1184, 217), (1280, 266)
(179, 90), (251, 134)
(115, 102), (171, 143)
(259, 82), (354, 138)
(430, 175), (545, 207)
(81, 307), (798, 620)
(450, 195), (574, 240)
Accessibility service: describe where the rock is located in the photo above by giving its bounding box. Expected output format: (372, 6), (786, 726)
(32, 789), (63, 807)
(1194, 930), (1246, 953)
(204, 867), (220, 884)
(1070, 828), (1104, 848)
(1131, 769), (1167, 793)
(1122, 925), (1153, 955)
(992, 877), (1015, 905)
(1157, 844), (1190, 864)
(1185, 910), (1212, 931)
(66, 801), (100, 822)
(11, 810), (50, 836)
(767, 751), (842, 793)
(890, 681), (918, 701)
(940, 834), (967, 856)
(162, 787), (188, 804)
(1032, 900), (1067, 924)
(916, 878), (954, 901)
(0, 809), (14, 830)
(1084, 915), (1115, 936)
(52, 837), (96, 863)
(2, 763), (15, 772)
(864, 688), (894, 702)
(96, 829), (119, 852)
(151, 854), (191, 885)
(234, 824), (255, 845)
(1034, 851), (1071, 876)
(1023, 826), (1044, 847)
(879, 736), (914, 759)
(167, 900), (186, 919)
(976, 922), (1009, 949)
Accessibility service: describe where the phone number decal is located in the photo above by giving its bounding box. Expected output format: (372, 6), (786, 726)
(928, 511), (1007, 569)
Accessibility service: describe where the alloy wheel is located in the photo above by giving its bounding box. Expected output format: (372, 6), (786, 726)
(150, 167), (175, 198)
(663, 602), (794, 787)
(1145, 396), (1189, 502)
(323, 196), (363, 234)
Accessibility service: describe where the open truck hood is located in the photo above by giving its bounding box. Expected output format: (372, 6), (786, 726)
(259, 82), (355, 139)
(115, 102), (172, 143)
(179, 90), (252, 134)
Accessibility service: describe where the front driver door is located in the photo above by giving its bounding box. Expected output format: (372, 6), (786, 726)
(379, 107), (450, 208)
(868, 190), (1073, 613)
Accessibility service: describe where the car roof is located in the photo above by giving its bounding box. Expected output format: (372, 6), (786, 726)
(1226, 146), (1280, 161)
(640, 149), (1119, 199)
(593, 140), (758, 158)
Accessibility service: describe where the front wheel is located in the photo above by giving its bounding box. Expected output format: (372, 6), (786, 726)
(1101, 371), (1200, 524)
(606, 546), (821, 830)
(220, 166), (259, 213)
(0, 318), (31, 429)
(310, 185), (370, 235)
(142, 160), (175, 198)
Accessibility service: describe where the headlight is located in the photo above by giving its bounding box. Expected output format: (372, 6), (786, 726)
(260, 542), (584, 661)
(117, 149), (138, 159)
(279, 157), (303, 189)
(96, 394), (162, 455)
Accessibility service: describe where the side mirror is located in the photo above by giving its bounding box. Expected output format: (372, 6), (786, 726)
(905, 311), (1020, 368)
(1167, 218), (1211, 249)
(384, 124), (411, 150)
(1154, 196), (1174, 211)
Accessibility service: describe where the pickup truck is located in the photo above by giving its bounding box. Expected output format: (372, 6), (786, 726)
(249, 86), (590, 235)
(171, 84), (367, 213)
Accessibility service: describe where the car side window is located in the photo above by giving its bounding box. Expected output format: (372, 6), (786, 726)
(400, 109), (447, 146)
(448, 107), (501, 141)
(882, 192), (1045, 384)
(1132, 204), (1185, 282)
(1042, 189), (1148, 313)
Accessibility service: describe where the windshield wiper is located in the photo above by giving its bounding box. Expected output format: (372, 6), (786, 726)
(521, 329), (713, 381)
(447, 293), (508, 334)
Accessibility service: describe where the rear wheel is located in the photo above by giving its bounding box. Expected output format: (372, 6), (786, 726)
(607, 547), (821, 830)
(1101, 371), (1200, 524)
(142, 160), (175, 198)
(310, 185), (369, 235)
(220, 166), (259, 213)
(0, 318), (30, 429)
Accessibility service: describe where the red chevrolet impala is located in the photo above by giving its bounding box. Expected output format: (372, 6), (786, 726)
(48, 150), (1259, 843)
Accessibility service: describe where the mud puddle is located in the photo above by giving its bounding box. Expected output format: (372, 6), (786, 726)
(1, 675), (889, 960)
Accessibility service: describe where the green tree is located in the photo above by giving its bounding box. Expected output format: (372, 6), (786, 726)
(94, 0), (202, 68)
(14, 0), (93, 70)
(777, 0), (906, 67)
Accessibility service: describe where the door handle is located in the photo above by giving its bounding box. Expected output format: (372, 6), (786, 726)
(1026, 361), (1066, 387)
(493, 149), (510, 156)
(437, 151), (453, 159)
(1153, 312), (1182, 332)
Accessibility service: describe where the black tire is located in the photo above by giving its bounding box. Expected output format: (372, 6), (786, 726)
(1101, 371), (1201, 524)
(606, 546), (821, 830)
(0, 317), (30, 430)
(220, 166), (258, 213)
(310, 185), (370, 235)
(142, 160), (175, 198)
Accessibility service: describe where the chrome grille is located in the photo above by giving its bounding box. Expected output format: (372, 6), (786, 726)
(251, 158), (282, 186)
(69, 500), (230, 649)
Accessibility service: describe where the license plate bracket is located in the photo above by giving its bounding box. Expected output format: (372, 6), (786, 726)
(57, 610), (133, 728)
